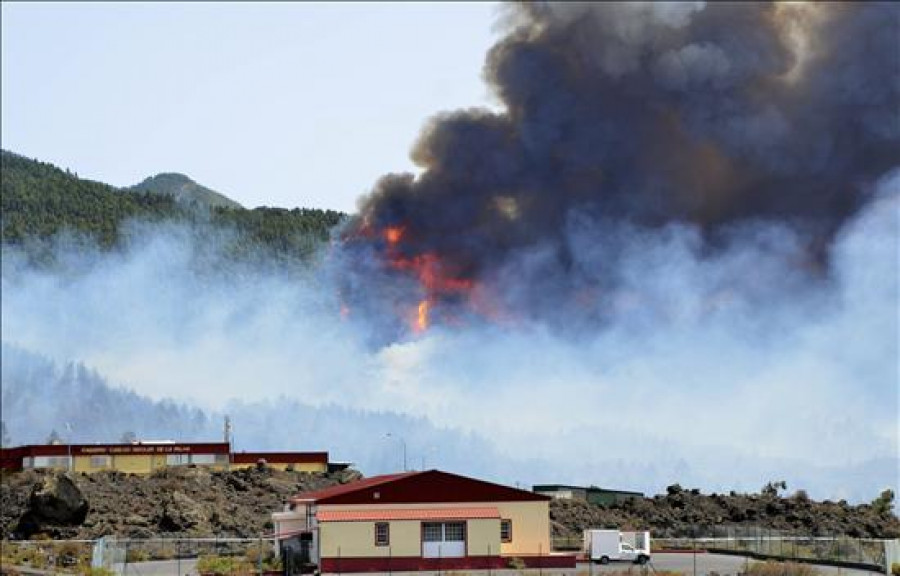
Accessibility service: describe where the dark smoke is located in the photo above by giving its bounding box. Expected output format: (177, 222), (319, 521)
(343, 2), (899, 329)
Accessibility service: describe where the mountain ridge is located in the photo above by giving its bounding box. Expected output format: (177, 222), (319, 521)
(0, 149), (344, 263)
(128, 172), (244, 210)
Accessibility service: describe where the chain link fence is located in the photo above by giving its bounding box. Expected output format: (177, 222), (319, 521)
(552, 526), (893, 574)
(653, 527), (887, 571)
(0, 537), (281, 575)
(1, 532), (895, 576)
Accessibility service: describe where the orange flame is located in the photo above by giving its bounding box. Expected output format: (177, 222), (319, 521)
(374, 224), (481, 333)
(415, 300), (430, 332)
(384, 226), (404, 245)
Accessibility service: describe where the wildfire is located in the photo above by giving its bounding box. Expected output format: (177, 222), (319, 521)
(384, 226), (404, 245)
(362, 222), (486, 334)
(415, 299), (430, 332)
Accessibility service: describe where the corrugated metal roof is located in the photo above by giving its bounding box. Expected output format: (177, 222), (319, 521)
(317, 507), (501, 522)
(290, 470), (549, 505)
(291, 472), (418, 503)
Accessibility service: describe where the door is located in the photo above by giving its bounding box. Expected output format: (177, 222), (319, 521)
(619, 543), (637, 562)
(422, 522), (466, 558)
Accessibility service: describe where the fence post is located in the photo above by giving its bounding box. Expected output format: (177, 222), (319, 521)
(539, 542), (543, 576)
(388, 545), (392, 576)
(693, 533), (697, 576)
(258, 534), (264, 575)
(177, 539), (181, 576)
(338, 545), (341, 576)
(488, 544), (492, 576)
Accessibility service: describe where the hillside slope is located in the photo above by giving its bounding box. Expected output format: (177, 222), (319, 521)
(1, 467), (360, 540)
(2, 470), (896, 541)
(549, 484), (899, 539)
(129, 173), (243, 210)
(1, 150), (343, 264)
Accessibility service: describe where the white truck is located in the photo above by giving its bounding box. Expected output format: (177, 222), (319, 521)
(584, 529), (651, 565)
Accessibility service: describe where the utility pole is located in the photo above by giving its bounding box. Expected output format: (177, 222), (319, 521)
(65, 422), (73, 472)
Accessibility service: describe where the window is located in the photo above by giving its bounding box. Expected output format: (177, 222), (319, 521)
(166, 454), (189, 466)
(375, 522), (390, 546)
(500, 519), (512, 543)
(90, 456), (111, 468)
(443, 522), (465, 542)
(423, 523), (443, 542)
(190, 454), (215, 465)
(214, 454), (229, 464)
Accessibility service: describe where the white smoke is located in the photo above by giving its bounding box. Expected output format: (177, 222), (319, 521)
(2, 171), (897, 501)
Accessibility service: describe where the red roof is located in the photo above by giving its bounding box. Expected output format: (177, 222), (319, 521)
(231, 452), (328, 465)
(292, 472), (416, 503)
(291, 470), (548, 505)
(317, 507), (500, 522)
(0, 443), (232, 460)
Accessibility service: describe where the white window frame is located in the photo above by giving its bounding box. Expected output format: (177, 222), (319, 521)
(375, 522), (390, 546)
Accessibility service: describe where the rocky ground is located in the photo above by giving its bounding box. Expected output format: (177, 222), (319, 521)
(2, 470), (897, 541)
(549, 484), (900, 539)
(0, 465), (360, 540)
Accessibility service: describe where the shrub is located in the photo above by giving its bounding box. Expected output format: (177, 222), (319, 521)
(890, 562), (899, 576)
(81, 568), (115, 576)
(747, 561), (820, 576)
(197, 554), (253, 575)
(126, 548), (150, 563)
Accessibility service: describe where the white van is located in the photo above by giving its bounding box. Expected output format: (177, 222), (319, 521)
(584, 529), (651, 565)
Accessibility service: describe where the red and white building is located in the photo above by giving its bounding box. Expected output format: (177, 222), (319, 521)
(273, 469), (576, 574)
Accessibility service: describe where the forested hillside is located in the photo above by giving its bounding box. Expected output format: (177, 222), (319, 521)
(0, 150), (344, 265)
(129, 172), (244, 210)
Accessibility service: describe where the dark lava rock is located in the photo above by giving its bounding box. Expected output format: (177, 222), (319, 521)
(15, 472), (89, 537)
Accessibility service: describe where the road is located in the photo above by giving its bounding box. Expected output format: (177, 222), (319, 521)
(117, 553), (885, 576)
(117, 558), (199, 575)
(581, 552), (883, 576)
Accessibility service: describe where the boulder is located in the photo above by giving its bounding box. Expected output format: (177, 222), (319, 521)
(157, 491), (209, 533)
(15, 472), (89, 537)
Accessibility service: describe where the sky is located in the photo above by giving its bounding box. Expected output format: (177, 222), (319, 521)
(1, 2), (500, 212)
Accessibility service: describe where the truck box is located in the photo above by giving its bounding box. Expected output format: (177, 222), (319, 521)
(584, 529), (651, 564)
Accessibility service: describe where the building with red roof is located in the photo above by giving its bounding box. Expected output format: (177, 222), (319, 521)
(272, 469), (575, 574)
(0, 442), (343, 475)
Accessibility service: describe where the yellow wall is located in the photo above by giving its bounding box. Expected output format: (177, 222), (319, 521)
(320, 520), (422, 558)
(316, 501), (550, 558)
(63, 456), (323, 475)
(72, 456), (101, 473)
(467, 518), (501, 556)
(110, 455), (154, 474)
(495, 501), (550, 555)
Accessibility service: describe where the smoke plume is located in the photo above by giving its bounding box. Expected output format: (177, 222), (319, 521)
(2, 2), (899, 501)
(345, 2), (899, 330)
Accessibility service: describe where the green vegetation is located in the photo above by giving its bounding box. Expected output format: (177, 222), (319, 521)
(130, 172), (243, 210)
(0, 540), (94, 573)
(1, 150), (177, 248)
(196, 554), (251, 575)
(746, 561), (820, 576)
(1, 149), (344, 267)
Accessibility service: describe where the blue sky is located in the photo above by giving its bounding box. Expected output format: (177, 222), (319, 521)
(1, 2), (500, 211)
